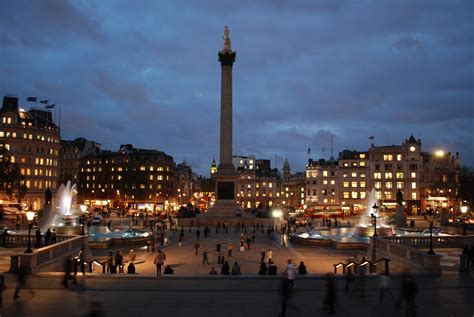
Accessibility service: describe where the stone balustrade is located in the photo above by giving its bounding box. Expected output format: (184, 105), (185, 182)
(370, 237), (441, 274)
(12, 235), (87, 274)
(384, 235), (474, 249)
(3, 233), (73, 248)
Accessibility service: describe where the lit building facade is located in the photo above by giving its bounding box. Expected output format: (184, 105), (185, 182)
(305, 157), (339, 209)
(0, 95), (60, 210)
(338, 150), (370, 213)
(77, 144), (175, 207)
(60, 138), (101, 185)
(282, 159), (306, 209)
(421, 151), (460, 211)
(368, 136), (423, 213)
(235, 169), (281, 209)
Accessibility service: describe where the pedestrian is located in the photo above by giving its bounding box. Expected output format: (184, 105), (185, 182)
(258, 261), (267, 275)
(396, 272), (418, 317)
(221, 261), (230, 275)
(115, 250), (124, 274)
(357, 261), (366, 297)
(268, 261), (278, 275)
(106, 252), (114, 274)
(285, 259), (297, 287)
(209, 267), (218, 275)
(260, 249), (266, 262)
(246, 236), (251, 250)
(322, 273), (336, 315)
(344, 266), (353, 293)
(62, 258), (77, 287)
(216, 242), (221, 254)
(378, 272), (393, 303)
(227, 241), (233, 257)
(298, 261), (307, 275)
(202, 250), (209, 264)
(224, 221), (228, 233)
(239, 240), (245, 252)
(45, 228), (52, 245)
(231, 262), (241, 275)
(279, 272), (298, 317)
(154, 249), (165, 276)
(265, 249), (273, 264)
(35, 228), (42, 248)
(0, 273), (5, 308)
(129, 249), (136, 263)
(178, 234), (183, 248)
(194, 240), (200, 255)
(163, 265), (174, 274)
(51, 229), (57, 244)
(196, 228), (200, 240)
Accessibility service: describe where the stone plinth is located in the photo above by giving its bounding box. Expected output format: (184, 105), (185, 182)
(395, 205), (407, 228)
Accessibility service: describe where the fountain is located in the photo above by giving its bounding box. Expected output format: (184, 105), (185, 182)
(40, 181), (82, 235)
(354, 189), (394, 237)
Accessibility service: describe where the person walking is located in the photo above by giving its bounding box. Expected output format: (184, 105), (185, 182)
(129, 249), (136, 263)
(285, 259), (297, 287)
(227, 241), (233, 257)
(344, 266), (353, 293)
(154, 249), (165, 276)
(45, 228), (52, 246)
(202, 250), (209, 264)
(51, 229), (57, 244)
(115, 250), (124, 274)
(278, 272), (298, 317)
(178, 234), (183, 248)
(396, 273), (418, 317)
(378, 272), (393, 303)
(246, 236), (251, 250)
(268, 261), (278, 275)
(216, 242), (221, 254)
(258, 261), (267, 275)
(265, 249), (273, 264)
(260, 249), (266, 262)
(322, 273), (336, 315)
(194, 240), (200, 255)
(35, 228), (42, 248)
(196, 228), (200, 240)
(239, 239), (245, 252)
(106, 252), (114, 274)
(298, 261), (307, 275)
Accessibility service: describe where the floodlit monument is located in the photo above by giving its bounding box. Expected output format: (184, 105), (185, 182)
(203, 26), (239, 221)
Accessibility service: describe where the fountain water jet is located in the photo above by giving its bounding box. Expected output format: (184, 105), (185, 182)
(354, 188), (394, 237)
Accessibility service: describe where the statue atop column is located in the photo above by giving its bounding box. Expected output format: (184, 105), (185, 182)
(223, 26), (231, 51)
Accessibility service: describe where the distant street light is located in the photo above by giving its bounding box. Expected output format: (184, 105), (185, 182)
(80, 205), (87, 236)
(371, 203), (379, 237)
(460, 204), (469, 236)
(25, 211), (36, 254)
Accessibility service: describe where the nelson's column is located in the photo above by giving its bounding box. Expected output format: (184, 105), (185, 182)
(204, 26), (239, 221)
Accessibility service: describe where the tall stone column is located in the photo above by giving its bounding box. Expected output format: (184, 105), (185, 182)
(218, 48), (236, 171)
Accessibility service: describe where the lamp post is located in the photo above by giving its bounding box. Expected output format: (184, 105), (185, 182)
(460, 204), (469, 236)
(80, 205), (87, 236)
(427, 209), (435, 255)
(25, 211), (36, 253)
(371, 203), (379, 237)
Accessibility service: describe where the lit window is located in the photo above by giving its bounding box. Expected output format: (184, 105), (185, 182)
(360, 161), (366, 167)
(343, 182), (349, 188)
(374, 172), (381, 179)
(375, 182), (381, 189)
(396, 172), (404, 179)
(149, 166), (154, 171)
(411, 192), (417, 199)
(397, 181), (403, 189)
(330, 180), (335, 185)
(351, 172), (357, 177)
(360, 182), (366, 188)
(351, 191), (358, 199)
(384, 172), (393, 179)
(383, 154), (393, 161)
(411, 182), (416, 189)
(376, 191), (382, 199)
(411, 172), (416, 178)
(385, 191), (393, 199)
(360, 172), (366, 177)
(323, 180), (328, 185)
(386, 182), (393, 189)
(343, 163), (349, 167)
(351, 181), (357, 188)
(149, 175), (154, 180)
(360, 191), (366, 199)
(343, 192), (349, 199)
(360, 154), (366, 159)
(323, 171), (328, 177)
(397, 154), (402, 161)
(158, 175), (163, 180)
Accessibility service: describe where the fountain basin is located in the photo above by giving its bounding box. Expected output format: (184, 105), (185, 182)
(88, 226), (153, 249)
(354, 224), (394, 237)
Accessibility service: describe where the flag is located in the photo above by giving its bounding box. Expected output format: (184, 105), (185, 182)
(27, 97), (37, 102)
(39, 100), (48, 104)
(45, 104), (55, 109)
(307, 147), (311, 155)
(369, 136), (374, 140)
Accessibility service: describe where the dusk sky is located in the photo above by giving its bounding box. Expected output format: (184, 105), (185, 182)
(1, 0), (473, 175)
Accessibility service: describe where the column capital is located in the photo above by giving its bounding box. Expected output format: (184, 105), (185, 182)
(218, 50), (236, 66)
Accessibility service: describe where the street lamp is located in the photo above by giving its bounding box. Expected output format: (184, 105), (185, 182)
(427, 209), (435, 255)
(371, 203), (379, 237)
(25, 211), (36, 253)
(460, 204), (469, 236)
(80, 205), (87, 236)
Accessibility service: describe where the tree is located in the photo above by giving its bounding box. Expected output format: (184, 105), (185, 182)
(0, 150), (27, 201)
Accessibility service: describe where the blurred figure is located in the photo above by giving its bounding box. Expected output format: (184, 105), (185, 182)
(396, 272), (418, 317)
(14, 267), (34, 299)
(322, 273), (336, 315)
(298, 261), (307, 275)
(378, 272), (394, 303)
(344, 266), (353, 293)
(163, 265), (174, 274)
(63, 258), (77, 288)
(278, 272), (299, 317)
(285, 259), (297, 287)
(128, 249), (136, 263)
(221, 261), (230, 275)
(231, 262), (241, 275)
(258, 261), (267, 275)
(83, 301), (105, 317)
(209, 267), (217, 275)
